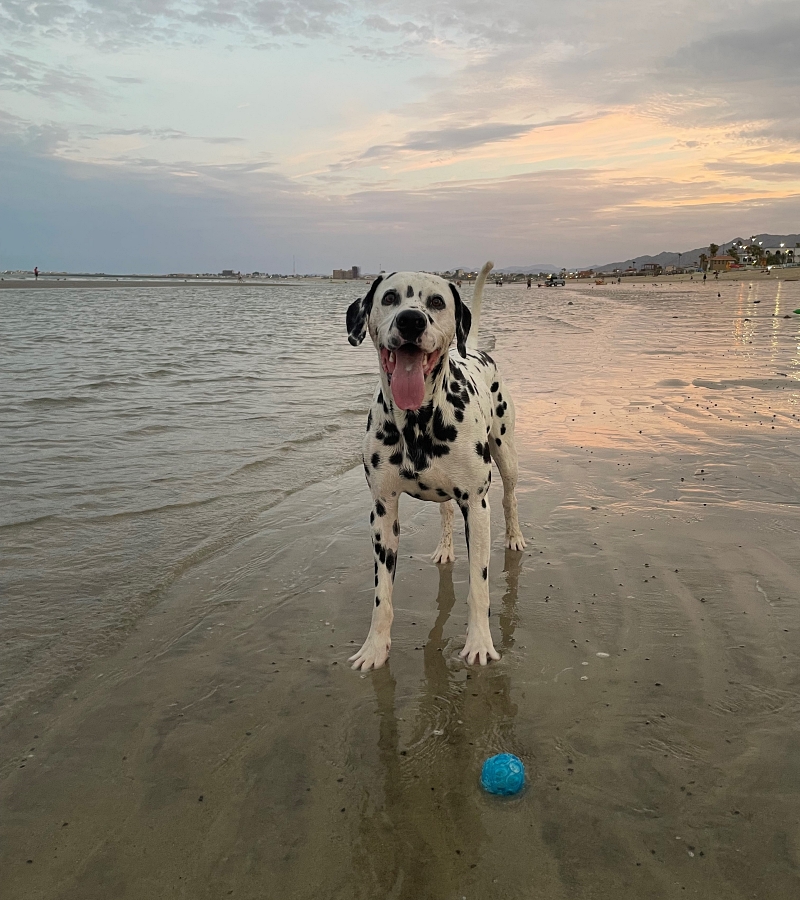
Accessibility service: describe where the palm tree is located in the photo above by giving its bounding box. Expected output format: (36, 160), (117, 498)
(699, 253), (708, 272)
(709, 243), (719, 258)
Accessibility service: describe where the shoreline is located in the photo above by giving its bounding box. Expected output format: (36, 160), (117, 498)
(0, 277), (340, 289)
(2, 268), (798, 290)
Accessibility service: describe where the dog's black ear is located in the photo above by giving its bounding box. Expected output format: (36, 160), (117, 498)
(449, 282), (471, 357)
(346, 275), (383, 346)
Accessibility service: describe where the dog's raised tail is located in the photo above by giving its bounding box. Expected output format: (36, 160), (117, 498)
(466, 260), (493, 349)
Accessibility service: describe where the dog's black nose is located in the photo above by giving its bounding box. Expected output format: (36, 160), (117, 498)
(395, 309), (427, 341)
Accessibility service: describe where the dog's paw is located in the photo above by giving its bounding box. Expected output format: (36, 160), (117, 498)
(459, 629), (501, 666)
(349, 634), (391, 671)
(431, 543), (456, 564)
(505, 531), (526, 551)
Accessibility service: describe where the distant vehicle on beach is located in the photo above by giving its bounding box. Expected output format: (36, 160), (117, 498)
(545, 274), (565, 286)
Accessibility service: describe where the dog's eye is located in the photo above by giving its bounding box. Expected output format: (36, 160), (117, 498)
(381, 290), (400, 306)
(427, 294), (445, 310)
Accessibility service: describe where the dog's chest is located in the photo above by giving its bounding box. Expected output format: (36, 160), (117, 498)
(365, 381), (493, 501)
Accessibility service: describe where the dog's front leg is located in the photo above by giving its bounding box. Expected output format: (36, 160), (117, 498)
(349, 494), (400, 671)
(458, 498), (500, 665)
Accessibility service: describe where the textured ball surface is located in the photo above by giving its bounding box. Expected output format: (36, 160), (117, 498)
(480, 753), (525, 796)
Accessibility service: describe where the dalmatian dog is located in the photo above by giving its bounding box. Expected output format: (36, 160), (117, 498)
(345, 261), (526, 671)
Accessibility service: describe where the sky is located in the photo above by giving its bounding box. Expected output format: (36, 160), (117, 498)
(2, 0), (800, 273)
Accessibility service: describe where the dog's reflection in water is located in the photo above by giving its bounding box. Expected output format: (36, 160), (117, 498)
(349, 551), (524, 899)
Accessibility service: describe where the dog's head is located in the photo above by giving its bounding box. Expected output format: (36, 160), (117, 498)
(346, 271), (471, 411)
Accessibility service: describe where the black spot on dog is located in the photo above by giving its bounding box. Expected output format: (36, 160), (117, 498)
(418, 481), (429, 490)
(500, 424), (506, 435)
(400, 468), (416, 480)
(491, 381), (499, 393)
(433, 408), (457, 443)
(371, 452), (380, 469)
(436, 488), (449, 498)
(381, 420), (400, 446)
(446, 392), (465, 411)
(497, 393), (503, 403)
(495, 437), (502, 446)
(449, 361), (465, 382)
(406, 284), (414, 298)
(389, 450), (403, 466)
(370, 511), (375, 524)
(375, 597), (380, 605)
(453, 487), (462, 499)
(375, 500), (386, 517)
(482, 566), (488, 580)
(496, 404), (504, 418)
(453, 409), (464, 423)
(367, 410), (373, 432)
(481, 498), (487, 508)
(392, 519), (399, 536)
(385, 549), (396, 574)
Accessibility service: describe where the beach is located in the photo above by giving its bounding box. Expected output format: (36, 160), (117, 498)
(2, 279), (800, 898)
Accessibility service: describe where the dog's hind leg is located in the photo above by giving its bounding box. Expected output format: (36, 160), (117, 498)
(490, 396), (526, 551)
(431, 500), (456, 564)
(349, 494), (400, 671)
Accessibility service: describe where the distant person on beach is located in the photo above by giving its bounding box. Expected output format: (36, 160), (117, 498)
(34, 266), (38, 280)
(527, 277), (532, 289)
(703, 273), (707, 283)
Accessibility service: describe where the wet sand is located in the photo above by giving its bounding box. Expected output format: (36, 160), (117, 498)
(2, 281), (800, 898)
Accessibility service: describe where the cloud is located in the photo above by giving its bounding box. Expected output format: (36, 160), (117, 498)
(0, 50), (104, 101)
(101, 126), (246, 144)
(0, 0), (354, 47)
(359, 122), (537, 160)
(330, 112), (596, 172)
(705, 160), (800, 181)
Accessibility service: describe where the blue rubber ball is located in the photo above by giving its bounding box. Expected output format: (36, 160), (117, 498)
(481, 753), (525, 795)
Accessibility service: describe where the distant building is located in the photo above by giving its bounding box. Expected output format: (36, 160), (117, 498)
(640, 263), (663, 276)
(221, 269), (235, 277)
(333, 266), (361, 279)
(709, 255), (736, 272)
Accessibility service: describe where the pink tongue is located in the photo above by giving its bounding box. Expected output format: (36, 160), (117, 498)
(391, 346), (426, 410)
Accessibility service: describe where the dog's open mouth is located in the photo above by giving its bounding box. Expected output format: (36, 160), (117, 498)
(380, 345), (441, 411)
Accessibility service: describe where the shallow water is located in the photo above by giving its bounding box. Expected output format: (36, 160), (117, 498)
(2, 279), (800, 898)
(1, 283), (373, 716)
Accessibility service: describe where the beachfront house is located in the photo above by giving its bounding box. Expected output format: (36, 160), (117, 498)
(709, 255), (736, 272)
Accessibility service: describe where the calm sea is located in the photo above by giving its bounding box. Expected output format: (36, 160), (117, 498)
(0, 282), (378, 717)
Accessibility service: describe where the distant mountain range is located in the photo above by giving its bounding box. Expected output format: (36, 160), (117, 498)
(480, 233), (800, 275)
(584, 233), (800, 273)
